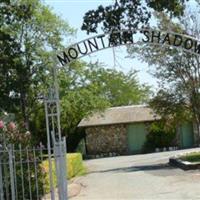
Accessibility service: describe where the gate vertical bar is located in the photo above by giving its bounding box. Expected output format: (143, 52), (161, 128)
(40, 147), (46, 200)
(33, 147), (39, 200)
(3, 151), (9, 200)
(61, 137), (67, 199)
(54, 142), (61, 199)
(26, 147), (32, 200)
(13, 145), (18, 200)
(19, 144), (25, 200)
(44, 101), (55, 200)
(8, 145), (15, 200)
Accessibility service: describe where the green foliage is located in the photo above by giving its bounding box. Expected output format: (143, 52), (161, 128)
(83, 63), (151, 106)
(56, 62), (150, 151)
(28, 60), (150, 149)
(127, 9), (200, 134)
(16, 152), (44, 199)
(0, 147), (45, 199)
(76, 139), (86, 156)
(0, 112), (31, 146)
(146, 0), (188, 16)
(149, 89), (192, 125)
(143, 121), (176, 152)
(1, 0), (151, 150)
(0, 0), (74, 130)
(67, 153), (86, 179)
(41, 153), (86, 193)
(180, 152), (200, 163)
(29, 105), (46, 145)
(82, 0), (190, 34)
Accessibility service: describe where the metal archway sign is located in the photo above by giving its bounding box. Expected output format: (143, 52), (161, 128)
(57, 28), (200, 66)
(45, 28), (200, 200)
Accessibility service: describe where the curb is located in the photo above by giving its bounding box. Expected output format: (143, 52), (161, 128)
(68, 183), (82, 198)
(169, 157), (200, 170)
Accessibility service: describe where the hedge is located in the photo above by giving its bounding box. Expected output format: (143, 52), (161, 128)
(41, 153), (86, 193)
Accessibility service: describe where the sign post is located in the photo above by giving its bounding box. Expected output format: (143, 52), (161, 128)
(44, 63), (68, 199)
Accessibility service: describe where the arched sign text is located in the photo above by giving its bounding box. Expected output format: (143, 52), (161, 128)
(57, 29), (200, 66)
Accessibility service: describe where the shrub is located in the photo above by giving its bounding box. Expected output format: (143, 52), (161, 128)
(41, 153), (86, 193)
(180, 152), (200, 162)
(0, 113), (38, 199)
(75, 139), (86, 157)
(0, 114), (31, 146)
(143, 121), (176, 152)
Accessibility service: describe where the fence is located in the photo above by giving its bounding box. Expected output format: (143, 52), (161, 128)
(0, 138), (67, 200)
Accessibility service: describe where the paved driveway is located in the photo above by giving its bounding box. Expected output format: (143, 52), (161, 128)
(72, 148), (200, 200)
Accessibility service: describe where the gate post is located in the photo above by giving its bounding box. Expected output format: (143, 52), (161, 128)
(44, 63), (68, 199)
(54, 137), (68, 200)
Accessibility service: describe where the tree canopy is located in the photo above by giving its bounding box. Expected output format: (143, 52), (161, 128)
(1, 0), (151, 150)
(0, 0), (74, 129)
(32, 61), (151, 149)
(81, 0), (191, 34)
(127, 7), (200, 140)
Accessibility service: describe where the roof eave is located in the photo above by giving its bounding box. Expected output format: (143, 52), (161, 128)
(78, 118), (161, 128)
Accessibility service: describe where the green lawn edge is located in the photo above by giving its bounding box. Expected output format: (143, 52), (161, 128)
(179, 152), (200, 163)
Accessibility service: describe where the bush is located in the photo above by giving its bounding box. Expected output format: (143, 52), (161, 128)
(67, 153), (86, 178)
(41, 153), (86, 193)
(75, 139), (86, 156)
(143, 121), (176, 152)
(0, 116), (31, 145)
(0, 113), (39, 199)
(180, 152), (200, 162)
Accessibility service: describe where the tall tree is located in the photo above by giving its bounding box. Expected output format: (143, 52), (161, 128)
(127, 9), (200, 143)
(83, 62), (150, 106)
(0, 0), (74, 129)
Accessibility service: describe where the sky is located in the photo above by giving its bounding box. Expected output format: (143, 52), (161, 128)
(43, 0), (158, 90)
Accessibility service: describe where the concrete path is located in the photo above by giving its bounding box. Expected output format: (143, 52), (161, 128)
(72, 148), (200, 200)
(42, 181), (81, 199)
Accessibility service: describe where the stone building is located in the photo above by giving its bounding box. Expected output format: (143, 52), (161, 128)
(78, 105), (195, 155)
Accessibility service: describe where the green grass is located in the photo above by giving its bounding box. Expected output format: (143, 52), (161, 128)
(41, 153), (86, 193)
(180, 152), (200, 163)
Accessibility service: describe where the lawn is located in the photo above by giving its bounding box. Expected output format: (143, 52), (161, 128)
(180, 152), (200, 163)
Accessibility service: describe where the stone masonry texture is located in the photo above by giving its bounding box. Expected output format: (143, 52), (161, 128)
(85, 124), (128, 155)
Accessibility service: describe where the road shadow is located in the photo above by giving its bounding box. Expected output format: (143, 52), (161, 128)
(88, 163), (182, 177)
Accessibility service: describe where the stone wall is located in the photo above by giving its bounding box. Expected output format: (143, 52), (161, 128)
(85, 124), (128, 155)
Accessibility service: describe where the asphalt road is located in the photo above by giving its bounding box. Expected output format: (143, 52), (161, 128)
(72, 148), (200, 200)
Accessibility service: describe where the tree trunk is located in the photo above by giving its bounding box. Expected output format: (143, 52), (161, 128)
(20, 92), (29, 130)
